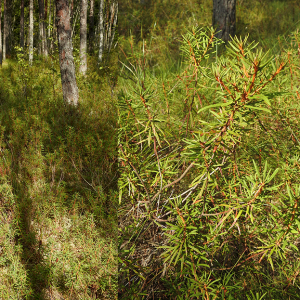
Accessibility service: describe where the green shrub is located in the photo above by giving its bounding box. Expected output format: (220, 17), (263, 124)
(118, 27), (300, 299)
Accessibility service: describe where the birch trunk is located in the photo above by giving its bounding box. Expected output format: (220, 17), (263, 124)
(48, 0), (52, 51)
(3, 0), (12, 59)
(88, 0), (94, 54)
(108, 1), (118, 53)
(212, 0), (236, 43)
(3, 0), (6, 61)
(39, 0), (48, 56)
(20, 0), (24, 48)
(79, 0), (87, 74)
(107, 2), (113, 48)
(98, 0), (104, 63)
(55, 0), (79, 106)
(29, 0), (34, 64)
(44, 5), (48, 55)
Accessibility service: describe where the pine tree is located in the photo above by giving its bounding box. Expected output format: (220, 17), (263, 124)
(55, 0), (79, 106)
(212, 0), (236, 42)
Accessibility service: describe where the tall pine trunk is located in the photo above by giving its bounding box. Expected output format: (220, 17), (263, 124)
(29, 0), (33, 64)
(88, 0), (94, 54)
(55, 0), (79, 106)
(79, 0), (87, 74)
(20, 0), (24, 48)
(212, 0), (236, 43)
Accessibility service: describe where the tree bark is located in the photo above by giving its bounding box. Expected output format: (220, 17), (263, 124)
(212, 0), (236, 43)
(0, 0), (2, 66)
(3, 0), (6, 61)
(39, 0), (48, 56)
(48, 0), (52, 51)
(108, 1), (118, 54)
(29, 0), (34, 64)
(3, 0), (12, 59)
(88, 0), (94, 54)
(38, 0), (44, 55)
(45, 0), (48, 48)
(52, 1), (56, 50)
(55, 0), (79, 106)
(79, 0), (87, 74)
(20, 0), (24, 48)
(98, 0), (104, 63)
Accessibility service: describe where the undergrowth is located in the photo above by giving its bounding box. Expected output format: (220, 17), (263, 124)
(119, 0), (300, 72)
(118, 27), (300, 299)
(0, 50), (118, 299)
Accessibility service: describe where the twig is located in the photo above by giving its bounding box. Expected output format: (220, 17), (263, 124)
(119, 143), (151, 202)
(150, 160), (197, 203)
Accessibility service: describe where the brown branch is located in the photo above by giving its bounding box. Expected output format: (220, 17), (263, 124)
(150, 160), (197, 203)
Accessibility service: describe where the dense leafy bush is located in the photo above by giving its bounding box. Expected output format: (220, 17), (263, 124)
(118, 27), (300, 299)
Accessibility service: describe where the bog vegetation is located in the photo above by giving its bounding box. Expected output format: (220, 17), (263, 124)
(0, 51), (118, 298)
(2, 0), (300, 299)
(118, 0), (300, 299)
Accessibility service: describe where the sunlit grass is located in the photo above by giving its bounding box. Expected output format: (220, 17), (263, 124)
(0, 52), (117, 299)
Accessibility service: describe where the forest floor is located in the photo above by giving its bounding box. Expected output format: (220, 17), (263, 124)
(0, 57), (118, 299)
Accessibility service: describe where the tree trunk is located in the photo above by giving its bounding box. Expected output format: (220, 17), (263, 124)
(52, 1), (56, 50)
(88, 0), (94, 54)
(79, 0), (87, 74)
(45, 0), (48, 49)
(3, 0), (6, 61)
(29, 0), (34, 64)
(212, 0), (236, 43)
(0, 0), (2, 66)
(20, 0), (24, 48)
(3, 0), (12, 59)
(108, 1), (118, 54)
(39, 0), (48, 56)
(7, 0), (12, 56)
(55, 0), (79, 106)
(48, 0), (52, 51)
(44, 7), (48, 56)
(98, 0), (104, 63)
(38, 0), (44, 55)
